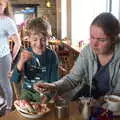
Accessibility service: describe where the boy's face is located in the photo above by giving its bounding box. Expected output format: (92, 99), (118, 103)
(29, 31), (47, 51)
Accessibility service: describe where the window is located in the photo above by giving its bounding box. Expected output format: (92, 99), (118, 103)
(61, 0), (67, 38)
(71, 0), (108, 46)
(111, 0), (120, 19)
(14, 13), (24, 25)
(13, 4), (38, 25)
(60, 0), (120, 46)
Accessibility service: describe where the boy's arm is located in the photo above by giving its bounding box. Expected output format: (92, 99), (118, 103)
(50, 51), (59, 82)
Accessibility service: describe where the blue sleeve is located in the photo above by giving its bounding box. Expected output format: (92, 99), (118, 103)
(50, 51), (59, 82)
(10, 66), (22, 83)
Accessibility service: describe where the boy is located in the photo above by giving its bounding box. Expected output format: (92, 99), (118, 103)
(11, 17), (59, 102)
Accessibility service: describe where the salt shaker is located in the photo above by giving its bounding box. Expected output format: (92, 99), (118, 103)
(79, 97), (91, 120)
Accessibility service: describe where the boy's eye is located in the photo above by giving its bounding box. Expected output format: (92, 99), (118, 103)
(33, 39), (37, 41)
(30, 37), (37, 41)
(40, 38), (45, 42)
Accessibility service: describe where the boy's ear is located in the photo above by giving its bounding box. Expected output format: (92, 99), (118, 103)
(112, 37), (118, 44)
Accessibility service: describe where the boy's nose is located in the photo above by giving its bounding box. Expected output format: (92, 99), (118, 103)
(38, 40), (42, 45)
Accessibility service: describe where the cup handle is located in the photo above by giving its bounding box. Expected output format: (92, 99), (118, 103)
(104, 95), (109, 102)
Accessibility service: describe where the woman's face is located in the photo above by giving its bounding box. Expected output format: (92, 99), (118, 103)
(90, 25), (114, 55)
(29, 31), (47, 51)
(0, 1), (6, 15)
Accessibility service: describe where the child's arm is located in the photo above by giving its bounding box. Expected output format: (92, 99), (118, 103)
(17, 49), (33, 71)
(11, 49), (33, 99)
(50, 51), (59, 82)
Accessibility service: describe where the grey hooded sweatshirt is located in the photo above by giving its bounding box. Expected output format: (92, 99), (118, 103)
(54, 41), (120, 99)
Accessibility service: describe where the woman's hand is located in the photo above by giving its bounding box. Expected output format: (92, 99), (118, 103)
(33, 82), (56, 94)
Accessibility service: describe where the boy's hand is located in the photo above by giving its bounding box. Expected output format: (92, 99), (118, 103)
(20, 50), (33, 63)
(17, 50), (33, 71)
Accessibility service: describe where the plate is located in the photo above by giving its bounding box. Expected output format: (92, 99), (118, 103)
(14, 102), (50, 119)
(17, 107), (50, 119)
(113, 111), (120, 116)
(14, 102), (33, 114)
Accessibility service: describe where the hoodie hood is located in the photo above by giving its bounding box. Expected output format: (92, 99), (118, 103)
(85, 39), (120, 64)
(112, 40), (120, 62)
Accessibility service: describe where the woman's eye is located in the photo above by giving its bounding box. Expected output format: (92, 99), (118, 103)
(33, 39), (37, 41)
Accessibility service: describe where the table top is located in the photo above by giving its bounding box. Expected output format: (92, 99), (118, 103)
(0, 101), (120, 120)
(0, 102), (84, 120)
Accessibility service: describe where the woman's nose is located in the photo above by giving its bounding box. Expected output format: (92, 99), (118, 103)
(93, 39), (99, 47)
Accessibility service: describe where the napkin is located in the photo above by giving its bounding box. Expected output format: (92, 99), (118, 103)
(89, 107), (113, 120)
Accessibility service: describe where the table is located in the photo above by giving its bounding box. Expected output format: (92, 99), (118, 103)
(0, 102), (83, 120)
(0, 101), (120, 120)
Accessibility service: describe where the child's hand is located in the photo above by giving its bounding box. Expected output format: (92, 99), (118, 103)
(20, 50), (33, 63)
(17, 50), (33, 71)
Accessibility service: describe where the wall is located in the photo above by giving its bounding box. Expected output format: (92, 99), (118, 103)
(11, 0), (57, 37)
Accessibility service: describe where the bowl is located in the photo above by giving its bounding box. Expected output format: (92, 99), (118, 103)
(17, 108), (50, 119)
(14, 100), (50, 119)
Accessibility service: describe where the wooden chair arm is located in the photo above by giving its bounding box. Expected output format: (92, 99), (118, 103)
(58, 65), (67, 72)
(12, 82), (21, 100)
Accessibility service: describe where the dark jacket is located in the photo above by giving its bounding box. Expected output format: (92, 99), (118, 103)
(11, 47), (59, 90)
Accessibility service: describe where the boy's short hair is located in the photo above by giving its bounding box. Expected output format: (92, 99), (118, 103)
(27, 17), (50, 37)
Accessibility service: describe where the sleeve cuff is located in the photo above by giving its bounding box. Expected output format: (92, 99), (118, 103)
(10, 66), (22, 83)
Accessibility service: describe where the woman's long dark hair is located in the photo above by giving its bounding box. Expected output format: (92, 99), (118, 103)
(91, 12), (120, 41)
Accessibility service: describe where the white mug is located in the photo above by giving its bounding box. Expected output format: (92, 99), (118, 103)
(104, 95), (120, 112)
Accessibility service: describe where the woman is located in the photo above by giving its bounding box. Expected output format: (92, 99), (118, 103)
(0, 0), (21, 112)
(34, 12), (120, 101)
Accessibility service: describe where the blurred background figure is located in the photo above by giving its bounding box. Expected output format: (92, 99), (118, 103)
(0, 0), (21, 114)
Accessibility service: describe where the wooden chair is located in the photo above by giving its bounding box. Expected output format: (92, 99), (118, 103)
(48, 42), (79, 77)
(9, 39), (14, 52)
(48, 43), (68, 77)
(12, 82), (22, 100)
(22, 36), (30, 48)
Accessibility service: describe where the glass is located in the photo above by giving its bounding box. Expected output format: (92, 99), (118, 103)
(55, 98), (69, 119)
